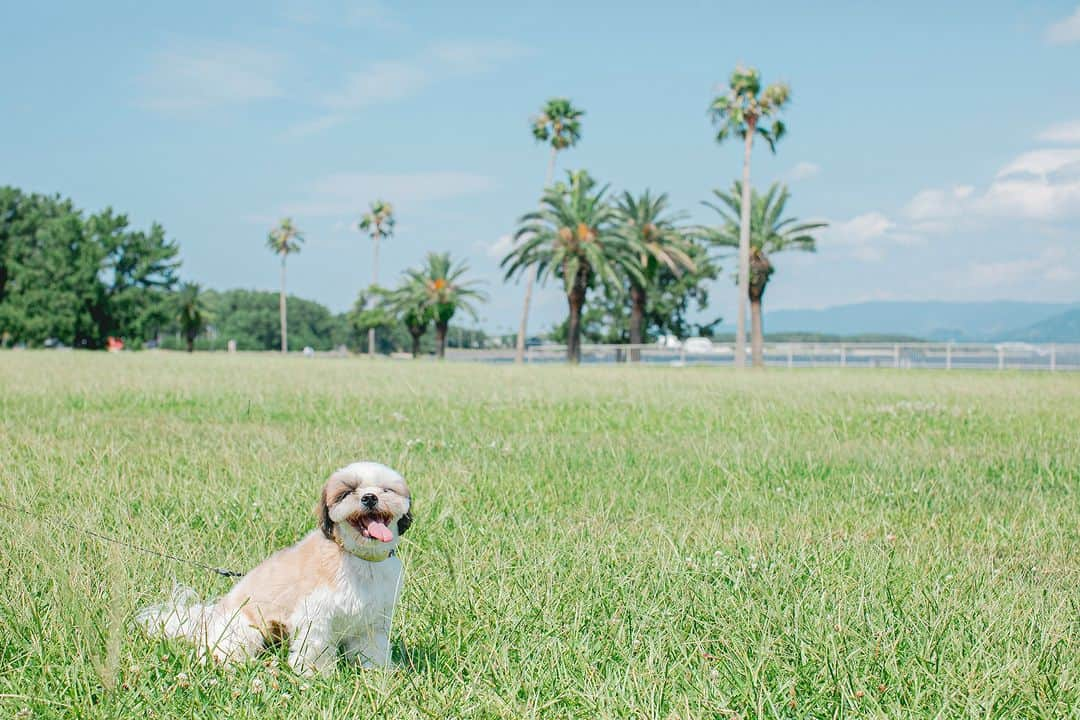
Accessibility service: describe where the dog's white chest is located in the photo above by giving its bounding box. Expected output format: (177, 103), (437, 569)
(292, 554), (403, 644)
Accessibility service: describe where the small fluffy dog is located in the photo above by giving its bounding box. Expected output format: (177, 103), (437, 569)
(137, 461), (412, 675)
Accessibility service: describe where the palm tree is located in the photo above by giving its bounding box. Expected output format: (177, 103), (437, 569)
(404, 252), (486, 359)
(358, 200), (395, 356)
(503, 170), (640, 364)
(704, 182), (826, 367)
(709, 65), (790, 368)
(266, 218), (304, 354)
(614, 190), (696, 361)
(515, 98), (585, 363)
(387, 280), (433, 358)
(175, 282), (208, 353)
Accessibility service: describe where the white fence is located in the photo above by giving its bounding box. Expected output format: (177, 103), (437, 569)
(445, 342), (1080, 371)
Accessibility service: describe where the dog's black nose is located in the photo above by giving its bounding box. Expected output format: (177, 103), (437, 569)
(361, 493), (378, 508)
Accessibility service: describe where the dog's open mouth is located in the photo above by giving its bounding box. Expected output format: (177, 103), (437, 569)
(348, 513), (394, 543)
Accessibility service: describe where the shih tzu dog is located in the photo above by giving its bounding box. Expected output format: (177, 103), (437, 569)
(137, 461), (413, 675)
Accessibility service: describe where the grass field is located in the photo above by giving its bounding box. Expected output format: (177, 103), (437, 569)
(1, 353), (1078, 719)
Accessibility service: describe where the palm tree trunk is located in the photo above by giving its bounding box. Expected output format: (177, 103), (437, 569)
(368, 233), (379, 356)
(629, 284), (646, 362)
(566, 296), (582, 364)
(279, 255), (288, 354)
(515, 146), (560, 364)
(186, 333), (194, 353)
(410, 330), (422, 358)
(735, 124), (755, 370)
(566, 280), (586, 365)
(750, 298), (764, 368)
(515, 265), (537, 363)
(435, 322), (448, 359)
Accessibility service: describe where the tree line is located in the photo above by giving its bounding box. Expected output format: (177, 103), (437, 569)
(0, 189), (486, 354)
(258, 65), (825, 366)
(499, 66), (826, 365)
(2, 65), (828, 365)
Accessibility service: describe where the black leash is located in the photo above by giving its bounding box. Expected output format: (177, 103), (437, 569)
(0, 499), (243, 578)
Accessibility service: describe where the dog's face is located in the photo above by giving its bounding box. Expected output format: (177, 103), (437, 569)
(317, 462), (412, 562)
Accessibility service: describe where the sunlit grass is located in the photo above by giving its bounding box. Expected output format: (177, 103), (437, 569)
(1, 353), (1077, 718)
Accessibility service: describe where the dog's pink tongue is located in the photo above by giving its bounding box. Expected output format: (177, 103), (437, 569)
(367, 521), (393, 543)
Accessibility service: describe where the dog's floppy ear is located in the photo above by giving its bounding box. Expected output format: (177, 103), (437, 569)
(397, 502), (413, 536)
(315, 487), (334, 540)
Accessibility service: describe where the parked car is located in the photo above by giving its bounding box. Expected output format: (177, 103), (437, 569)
(683, 337), (714, 354)
(656, 334), (682, 349)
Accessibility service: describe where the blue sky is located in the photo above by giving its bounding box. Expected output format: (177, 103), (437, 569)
(2, 1), (1079, 334)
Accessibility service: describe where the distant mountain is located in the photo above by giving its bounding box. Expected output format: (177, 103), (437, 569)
(738, 301), (1078, 341)
(998, 309), (1080, 342)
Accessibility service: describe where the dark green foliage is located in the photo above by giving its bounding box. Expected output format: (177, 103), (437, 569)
(396, 253), (486, 358)
(551, 242), (721, 343)
(0, 186), (179, 348)
(531, 98), (584, 150)
(159, 289), (350, 352)
(345, 288), (400, 353)
(504, 171), (640, 362)
(88, 209), (181, 342)
(174, 283), (209, 352)
(158, 288), (490, 354)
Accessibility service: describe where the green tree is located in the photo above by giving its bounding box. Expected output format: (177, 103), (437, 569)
(266, 218), (304, 354)
(358, 200), (395, 356)
(614, 190), (697, 361)
(403, 252), (486, 359)
(347, 287), (400, 355)
(175, 282), (209, 353)
(515, 98), (585, 363)
(0, 188), (106, 347)
(704, 182), (825, 366)
(550, 241), (721, 346)
(387, 279), (433, 358)
(86, 209), (180, 343)
(709, 65), (790, 368)
(187, 289), (346, 351)
(503, 171), (638, 364)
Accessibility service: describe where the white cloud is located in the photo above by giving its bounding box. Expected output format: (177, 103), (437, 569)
(483, 234), (515, 260)
(978, 177), (1080, 220)
(963, 247), (1077, 288)
(979, 149), (1080, 220)
(283, 113), (345, 138)
(281, 171), (496, 218)
(903, 185), (974, 221)
(317, 41), (529, 115)
(428, 41), (529, 74)
(140, 42), (281, 112)
(323, 61), (429, 109)
(786, 162), (820, 182)
(833, 212), (894, 241)
(1046, 5), (1080, 45)
(346, 0), (402, 29)
(1037, 121), (1080, 144)
(995, 148), (1080, 178)
(901, 149), (1080, 229)
(826, 212), (900, 261)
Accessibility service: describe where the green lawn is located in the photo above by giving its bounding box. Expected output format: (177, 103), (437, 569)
(1, 353), (1077, 719)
